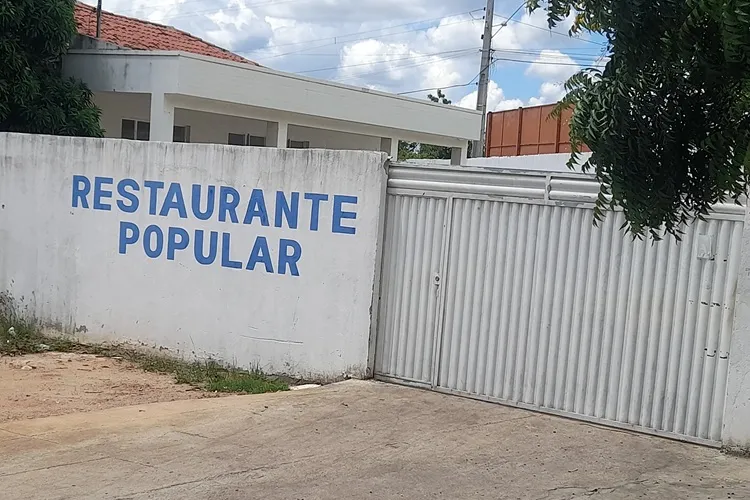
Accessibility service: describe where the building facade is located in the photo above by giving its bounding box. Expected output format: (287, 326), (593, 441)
(68, 3), (480, 163)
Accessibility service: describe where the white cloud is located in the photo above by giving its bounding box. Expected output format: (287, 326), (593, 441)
(330, 8), (588, 100)
(339, 40), (412, 80)
(80, 0), (601, 105)
(455, 79), (567, 114)
(525, 49), (580, 80)
(491, 9), (576, 52)
(495, 98), (525, 111)
(528, 81), (567, 105)
(332, 14), (483, 93)
(456, 81), (523, 112)
(81, 0), (178, 22)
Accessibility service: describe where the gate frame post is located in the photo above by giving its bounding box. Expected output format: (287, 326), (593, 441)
(723, 202), (750, 451)
(365, 156), (391, 378)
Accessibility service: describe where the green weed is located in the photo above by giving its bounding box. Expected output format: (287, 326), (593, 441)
(0, 291), (288, 394)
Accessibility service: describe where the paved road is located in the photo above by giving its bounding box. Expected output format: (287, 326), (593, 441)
(1, 380), (748, 499)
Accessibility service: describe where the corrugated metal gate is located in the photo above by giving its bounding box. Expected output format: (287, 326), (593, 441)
(374, 163), (745, 445)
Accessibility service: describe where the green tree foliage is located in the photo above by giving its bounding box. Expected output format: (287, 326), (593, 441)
(428, 89), (452, 105)
(527, 0), (750, 238)
(398, 90), (471, 161)
(397, 140), (422, 160)
(0, 0), (103, 136)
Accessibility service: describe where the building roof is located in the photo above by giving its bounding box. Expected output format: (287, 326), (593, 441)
(73, 2), (258, 66)
(65, 50), (482, 143)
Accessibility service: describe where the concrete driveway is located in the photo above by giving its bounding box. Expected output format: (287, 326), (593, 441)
(1, 380), (748, 500)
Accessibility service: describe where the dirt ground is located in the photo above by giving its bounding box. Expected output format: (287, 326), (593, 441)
(0, 352), (214, 422)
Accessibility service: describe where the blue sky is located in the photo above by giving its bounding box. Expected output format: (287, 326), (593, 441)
(82, 0), (609, 111)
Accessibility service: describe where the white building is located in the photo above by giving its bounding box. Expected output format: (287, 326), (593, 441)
(67, 3), (480, 163)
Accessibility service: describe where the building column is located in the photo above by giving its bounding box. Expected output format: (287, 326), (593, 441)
(722, 203), (750, 451)
(266, 121), (289, 148)
(149, 92), (174, 142)
(450, 144), (468, 166)
(379, 137), (399, 159)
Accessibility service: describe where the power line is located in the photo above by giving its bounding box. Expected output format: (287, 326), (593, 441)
(333, 51), (477, 85)
(111, 0), (311, 18)
(495, 48), (601, 57)
(397, 81), (480, 96)
(334, 50), (478, 84)
(299, 46), (598, 84)
(397, 51), (498, 96)
(279, 47), (605, 57)
(494, 13), (606, 46)
(266, 9), (483, 50)
(298, 44), (604, 82)
(104, 0), (605, 97)
(109, 3), (485, 60)
(389, 4), (545, 135)
(493, 54), (603, 67)
(395, 48), (606, 97)
(247, 14), (484, 60)
(296, 48), (479, 75)
(492, 2), (526, 38)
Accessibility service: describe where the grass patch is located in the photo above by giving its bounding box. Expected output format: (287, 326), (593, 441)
(135, 355), (288, 394)
(0, 292), (288, 394)
(205, 371), (289, 394)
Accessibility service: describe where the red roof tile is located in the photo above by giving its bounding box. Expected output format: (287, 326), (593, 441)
(74, 2), (258, 66)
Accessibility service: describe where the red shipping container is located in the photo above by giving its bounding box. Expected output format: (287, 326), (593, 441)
(485, 104), (589, 157)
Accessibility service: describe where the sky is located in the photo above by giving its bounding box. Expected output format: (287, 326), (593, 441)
(81, 0), (609, 112)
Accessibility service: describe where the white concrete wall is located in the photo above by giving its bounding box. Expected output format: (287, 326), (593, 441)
(94, 92), (150, 139)
(174, 109), (268, 144)
(0, 133), (387, 380)
(173, 53), (479, 141)
(175, 111), (380, 150)
(288, 125), (380, 151)
(95, 92), (382, 151)
(64, 51), (479, 146)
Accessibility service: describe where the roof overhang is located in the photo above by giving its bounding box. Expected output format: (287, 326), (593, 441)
(63, 49), (481, 144)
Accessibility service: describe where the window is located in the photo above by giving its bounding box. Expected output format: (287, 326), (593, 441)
(248, 135), (266, 147)
(121, 119), (136, 140)
(136, 121), (150, 141)
(121, 119), (150, 140)
(173, 125), (191, 143)
(122, 120), (188, 142)
(287, 139), (310, 149)
(228, 133), (246, 146)
(228, 133), (266, 146)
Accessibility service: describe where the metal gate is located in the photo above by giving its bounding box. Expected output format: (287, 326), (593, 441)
(374, 163), (745, 445)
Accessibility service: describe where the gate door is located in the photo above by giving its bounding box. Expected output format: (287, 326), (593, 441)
(374, 191), (447, 386)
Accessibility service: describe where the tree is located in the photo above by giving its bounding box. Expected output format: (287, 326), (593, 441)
(428, 89), (452, 105)
(397, 90), (454, 161)
(0, 0), (103, 136)
(423, 90), (454, 159)
(398, 140), (421, 160)
(527, 0), (750, 238)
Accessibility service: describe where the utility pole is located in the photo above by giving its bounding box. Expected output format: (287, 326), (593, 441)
(96, 0), (103, 38)
(472, 0), (495, 157)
